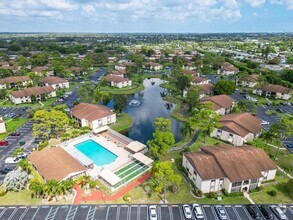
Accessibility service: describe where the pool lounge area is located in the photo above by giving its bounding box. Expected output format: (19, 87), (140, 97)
(60, 126), (153, 191)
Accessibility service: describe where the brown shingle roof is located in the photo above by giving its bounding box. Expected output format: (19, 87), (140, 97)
(182, 69), (197, 75)
(201, 95), (235, 111)
(40, 76), (68, 85)
(219, 113), (262, 137)
(10, 86), (55, 98)
(104, 75), (130, 83)
(0, 76), (30, 84)
(144, 62), (161, 67)
(28, 147), (86, 181)
(261, 84), (291, 94)
(192, 76), (208, 83)
(239, 74), (259, 83)
(71, 103), (115, 122)
(222, 62), (239, 72)
(184, 144), (277, 181)
(199, 83), (215, 94)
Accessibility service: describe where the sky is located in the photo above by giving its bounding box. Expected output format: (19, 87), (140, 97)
(0, 0), (292, 33)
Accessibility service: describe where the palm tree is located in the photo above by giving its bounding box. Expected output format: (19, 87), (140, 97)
(18, 159), (30, 174)
(180, 122), (194, 138)
(44, 180), (59, 200)
(29, 180), (44, 198)
(81, 175), (91, 189)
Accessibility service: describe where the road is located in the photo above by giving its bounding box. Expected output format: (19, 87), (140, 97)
(0, 204), (292, 220)
(64, 67), (107, 108)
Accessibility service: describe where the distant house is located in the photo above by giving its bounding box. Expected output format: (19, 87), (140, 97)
(200, 95), (235, 115)
(32, 66), (53, 76)
(28, 147), (86, 182)
(217, 62), (239, 75)
(104, 75), (132, 88)
(199, 83), (215, 99)
(71, 103), (116, 129)
(237, 74), (260, 88)
(0, 61), (10, 67)
(210, 113), (262, 146)
(191, 76), (209, 85)
(0, 76), (32, 89)
(9, 86), (56, 104)
(182, 63), (197, 71)
(182, 69), (198, 76)
(253, 84), (292, 100)
(108, 57), (117, 63)
(115, 62), (135, 70)
(109, 70), (125, 78)
(0, 116), (6, 134)
(183, 144), (277, 193)
(40, 76), (69, 89)
(143, 62), (163, 71)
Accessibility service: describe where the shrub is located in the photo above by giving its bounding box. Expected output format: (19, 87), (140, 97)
(268, 190), (277, 196)
(89, 180), (98, 189)
(0, 187), (7, 197)
(38, 140), (48, 150)
(206, 192), (217, 199)
(123, 193), (131, 202)
(194, 189), (203, 197)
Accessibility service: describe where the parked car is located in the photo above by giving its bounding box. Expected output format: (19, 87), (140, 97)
(276, 109), (284, 113)
(0, 140), (9, 146)
(149, 205), (157, 220)
(269, 205), (287, 220)
(10, 132), (20, 136)
(246, 205), (262, 220)
(5, 157), (21, 164)
(215, 205), (228, 220)
(192, 204), (204, 219)
(0, 167), (13, 175)
(182, 204), (192, 219)
(261, 120), (270, 125)
(285, 143), (293, 149)
(265, 102), (271, 106)
(259, 205), (276, 220)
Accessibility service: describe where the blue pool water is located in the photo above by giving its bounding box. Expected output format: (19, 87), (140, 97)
(75, 139), (118, 166)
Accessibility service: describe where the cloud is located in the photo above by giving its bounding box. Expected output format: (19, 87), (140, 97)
(245, 0), (266, 7)
(270, 0), (293, 9)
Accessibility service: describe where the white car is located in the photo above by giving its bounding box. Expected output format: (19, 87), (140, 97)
(182, 204), (192, 219)
(5, 157), (20, 164)
(192, 204), (204, 219)
(269, 205), (287, 220)
(149, 205), (157, 220)
(261, 120), (270, 125)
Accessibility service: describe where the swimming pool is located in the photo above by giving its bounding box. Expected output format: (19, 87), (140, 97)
(75, 139), (118, 166)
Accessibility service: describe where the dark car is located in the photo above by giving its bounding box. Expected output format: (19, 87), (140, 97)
(285, 143), (293, 149)
(0, 167), (13, 175)
(10, 132), (20, 136)
(276, 109), (284, 113)
(266, 102), (271, 106)
(0, 140), (9, 146)
(260, 205), (276, 220)
(246, 205), (262, 220)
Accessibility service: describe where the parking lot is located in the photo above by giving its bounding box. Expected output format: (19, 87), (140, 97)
(0, 107), (29, 118)
(0, 120), (37, 183)
(0, 204), (292, 220)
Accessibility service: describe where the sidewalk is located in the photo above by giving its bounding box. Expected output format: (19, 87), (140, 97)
(73, 173), (151, 204)
(243, 191), (255, 204)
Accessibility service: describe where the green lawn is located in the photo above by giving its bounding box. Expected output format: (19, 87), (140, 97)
(162, 96), (189, 122)
(0, 118), (29, 140)
(250, 172), (293, 204)
(1, 98), (56, 109)
(189, 132), (226, 151)
(100, 83), (144, 95)
(110, 112), (134, 132)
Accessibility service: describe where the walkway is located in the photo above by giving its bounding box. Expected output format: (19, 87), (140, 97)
(277, 166), (293, 179)
(170, 130), (201, 151)
(73, 173), (151, 204)
(243, 191), (255, 204)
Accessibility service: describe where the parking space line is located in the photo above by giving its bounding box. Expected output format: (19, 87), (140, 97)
(18, 208), (29, 220)
(105, 206), (110, 220)
(31, 207), (40, 220)
(211, 206), (220, 220)
(178, 205), (184, 220)
(157, 205), (161, 220)
(201, 206), (207, 220)
(66, 206), (78, 220)
(232, 206), (241, 220)
(223, 207), (230, 220)
(168, 206), (174, 220)
(242, 206), (253, 220)
(116, 206), (120, 220)
(45, 206), (59, 220)
(85, 206), (96, 220)
(137, 206), (140, 220)
(7, 207), (18, 220)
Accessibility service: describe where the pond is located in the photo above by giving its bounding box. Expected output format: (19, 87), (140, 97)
(108, 78), (183, 144)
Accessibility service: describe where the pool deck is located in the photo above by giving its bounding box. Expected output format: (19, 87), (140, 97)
(61, 134), (132, 176)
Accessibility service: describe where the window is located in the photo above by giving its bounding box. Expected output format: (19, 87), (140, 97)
(232, 181), (242, 187)
(193, 171), (197, 176)
(243, 180), (249, 185)
(251, 178), (258, 184)
(186, 168), (190, 174)
(217, 130), (222, 137)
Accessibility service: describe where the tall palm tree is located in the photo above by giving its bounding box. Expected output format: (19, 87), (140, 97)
(44, 180), (59, 200)
(180, 122), (194, 138)
(29, 180), (44, 198)
(18, 159), (30, 174)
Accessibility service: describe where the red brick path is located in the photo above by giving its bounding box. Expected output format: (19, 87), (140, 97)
(73, 173), (151, 204)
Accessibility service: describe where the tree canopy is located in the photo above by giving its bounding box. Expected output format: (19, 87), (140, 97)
(214, 79), (236, 95)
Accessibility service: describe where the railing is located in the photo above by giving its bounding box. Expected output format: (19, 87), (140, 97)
(108, 128), (133, 144)
(60, 133), (91, 147)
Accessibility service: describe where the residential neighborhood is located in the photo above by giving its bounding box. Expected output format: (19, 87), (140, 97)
(0, 29), (292, 219)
